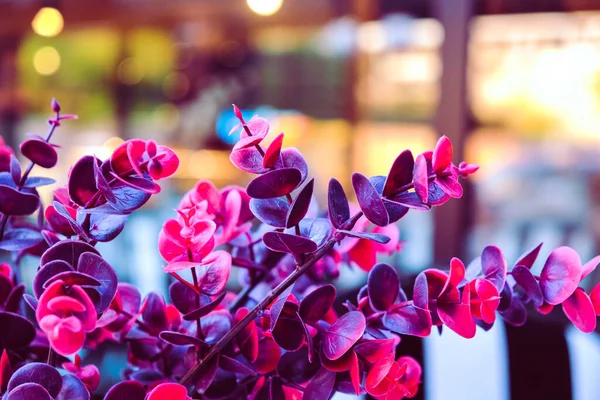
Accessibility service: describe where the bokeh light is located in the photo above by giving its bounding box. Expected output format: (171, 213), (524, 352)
(247, 0), (283, 16)
(31, 7), (64, 37)
(33, 46), (61, 75)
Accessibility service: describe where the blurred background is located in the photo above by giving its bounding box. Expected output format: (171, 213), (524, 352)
(3, 0), (600, 398)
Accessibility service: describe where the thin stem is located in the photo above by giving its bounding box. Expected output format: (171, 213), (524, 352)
(0, 112), (60, 241)
(47, 346), (57, 367)
(179, 211), (363, 387)
(169, 272), (201, 295)
(188, 248), (204, 340)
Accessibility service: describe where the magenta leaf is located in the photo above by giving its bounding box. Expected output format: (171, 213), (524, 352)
(263, 132), (284, 169)
(54, 374), (89, 400)
(352, 173), (389, 227)
(68, 155), (100, 207)
(327, 178), (350, 229)
(249, 197), (289, 228)
(514, 242), (543, 269)
(413, 154), (429, 202)
(246, 168), (302, 199)
(269, 285), (294, 331)
(368, 263), (399, 312)
(338, 230), (390, 244)
(20, 139), (57, 169)
(382, 304), (432, 337)
(581, 255), (600, 280)
(195, 250), (232, 295)
(263, 232), (317, 254)
(432, 136), (452, 175)
(539, 246), (583, 305)
(183, 292), (227, 321)
(591, 283), (600, 316)
(512, 266), (543, 307)
(562, 288), (596, 333)
(7, 363), (62, 398)
(303, 368), (336, 400)
(354, 338), (395, 364)
(77, 252), (118, 313)
(323, 311), (366, 360)
(299, 284), (336, 323)
(230, 147), (269, 174)
(104, 380), (146, 400)
(286, 178), (314, 228)
(272, 307), (305, 351)
(481, 245), (507, 293)
(383, 150), (414, 197)
(0, 185), (39, 216)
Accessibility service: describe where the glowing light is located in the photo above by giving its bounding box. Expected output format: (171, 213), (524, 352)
(103, 137), (124, 152)
(247, 0), (283, 16)
(33, 46), (61, 76)
(117, 58), (144, 85)
(31, 7), (64, 37)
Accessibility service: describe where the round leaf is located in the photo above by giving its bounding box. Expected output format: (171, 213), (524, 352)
(286, 178), (314, 228)
(352, 173), (389, 227)
(368, 263), (399, 312)
(0, 312), (36, 350)
(249, 197), (289, 228)
(77, 252), (118, 313)
(7, 363), (62, 398)
(246, 168), (302, 199)
(263, 232), (317, 254)
(323, 311), (366, 360)
(0, 185), (39, 216)
(327, 178), (350, 229)
(539, 247), (582, 305)
(20, 139), (57, 169)
(299, 284), (336, 323)
(562, 288), (596, 333)
(104, 380), (146, 400)
(383, 150), (414, 197)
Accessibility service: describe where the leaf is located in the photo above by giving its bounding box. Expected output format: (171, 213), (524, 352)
(413, 154), (429, 202)
(354, 338), (395, 364)
(297, 218), (332, 247)
(68, 156), (100, 207)
(591, 283), (600, 316)
(196, 251), (231, 295)
(539, 246), (582, 305)
(338, 230), (390, 244)
(7, 362), (62, 398)
(88, 212), (128, 242)
(368, 263), (400, 312)
(94, 158), (115, 203)
(53, 201), (89, 239)
(230, 147), (269, 175)
(0, 312), (36, 351)
(43, 271), (101, 290)
(142, 293), (168, 332)
(158, 331), (208, 349)
(6, 383), (52, 400)
(183, 291), (227, 321)
(299, 285), (336, 323)
(514, 242), (543, 269)
(249, 198), (289, 228)
(107, 179), (151, 213)
(382, 305), (432, 337)
(20, 139), (57, 169)
(581, 255), (600, 280)
(512, 266), (543, 307)
(481, 245), (507, 293)
(40, 240), (100, 270)
(302, 368), (336, 400)
(562, 288), (596, 333)
(246, 168), (302, 199)
(276, 148), (308, 185)
(0, 227), (43, 251)
(384, 192), (429, 210)
(276, 347), (320, 384)
(254, 338), (281, 375)
(383, 150), (414, 197)
(103, 380), (146, 400)
(327, 178), (350, 229)
(55, 374), (90, 400)
(23, 177), (55, 188)
(33, 260), (73, 298)
(352, 173), (388, 227)
(499, 295), (527, 327)
(286, 178), (314, 228)
(263, 232), (317, 254)
(323, 311), (366, 360)
(9, 155), (20, 185)
(0, 185), (39, 216)
(219, 355), (257, 376)
(269, 285), (294, 331)
(77, 252), (118, 313)
(432, 135), (453, 174)
(263, 132), (284, 169)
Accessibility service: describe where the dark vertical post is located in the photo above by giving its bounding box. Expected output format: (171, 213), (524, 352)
(0, 36), (21, 149)
(433, 0), (473, 264)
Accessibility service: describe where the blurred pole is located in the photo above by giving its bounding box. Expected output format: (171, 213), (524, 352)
(0, 36), (21, 149)
(433, 0), (473, 264)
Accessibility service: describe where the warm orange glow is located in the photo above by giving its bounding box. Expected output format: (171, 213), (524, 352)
(31, 7), (64, 37)
(247, 0), (283, 16)
(33, 46), (61, 75)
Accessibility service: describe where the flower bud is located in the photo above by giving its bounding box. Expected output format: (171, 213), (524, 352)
(51, 98), (61, 113)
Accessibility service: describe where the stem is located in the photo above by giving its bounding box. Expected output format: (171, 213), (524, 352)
(169, 272), (201, 295)
(0, 112), (60, 241)
(188, 248), (204, 340)
(179, 211), (363, 387)
(47, 346), (57, 367)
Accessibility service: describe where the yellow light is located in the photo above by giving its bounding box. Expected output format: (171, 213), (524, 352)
(31, 7), (64, 37)
(33, 46), (61, 76)
(247, 0), (283, 16)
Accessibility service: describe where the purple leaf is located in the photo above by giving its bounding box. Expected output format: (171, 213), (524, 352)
(170, 280), (201, 314)
(435, 176), (463, 198)
(9, 155), (20, 185)
(277, 347), (320, 384)
(88, 212), (128, 242)
(33, 260), (73, 298)
(269, 285), (294, 331)
(219, 355), (257, 376)
(158, 331), (208, 349)
(499, 295), (527, 326)
(512, 266), (543, 307)
(77, 252), (118, 313)
(20, 139), (57, 169)
(354, 338), (395, 364)
(40, 239), (100, 268)
(55, 374), (90, 400)
(23, 294), (38, 311)
(299, 284), (336, 323)
(263, 232), (317, 254)
(352, 173), (389, 227)
(142, 293), (168, 332)
(383, 150), (414, 197)
(0, 312), (36, 350)
(183, 292), (227, 321)
(246, 168), (302, 199)
(0, 227), (43, 251)
(338, 230), (390, 244)
(7, 363), (62, 398)
(4, 284), (25, 313)
(437, 289), (476, 339)
(498, 282), (513, 311)
(263, 132), (284, 169)
(323, 311), (365, 360)
(43, 271), (101, 290)
(6, 383), (52, 400)
(230, 147), (269, 174)
(384, 192), (430, 210)
(303, 368), (336, 400)
(249, 198), (289, 228)
(368, 263), (399, 312)
(427, 181), (450, 205)
(106, 179), (151, 213)
(0, 185), (39, 216)
(94, 158), (115, 203)
(413, 154), (428, 202)
(286, 178), (314, 228)
(382, 304), (432, 337)
(539, 246), (583, 305)
(514, 243), (543, 269)
(201, 310), (232, 343)
(53, 201), (89, 239)
(328, 178), (350, 229)
(481, 245), (507, 293)
(68, 156), (100, 207)
(562, 288), (597, 333)
(297, 218), (332, 247)
(23, 177), (55, 188)
(103, 380), (146, 400)
(276, 148), (308, 184)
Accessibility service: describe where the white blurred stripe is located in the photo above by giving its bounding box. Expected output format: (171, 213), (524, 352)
(566, 325), (600, 400)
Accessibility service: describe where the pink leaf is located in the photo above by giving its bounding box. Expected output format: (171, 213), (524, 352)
(413, 154), (429, 202)
(432, 136), (453, 175)
(562, 288), (597, 333)
(539, 247), (583, 305)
